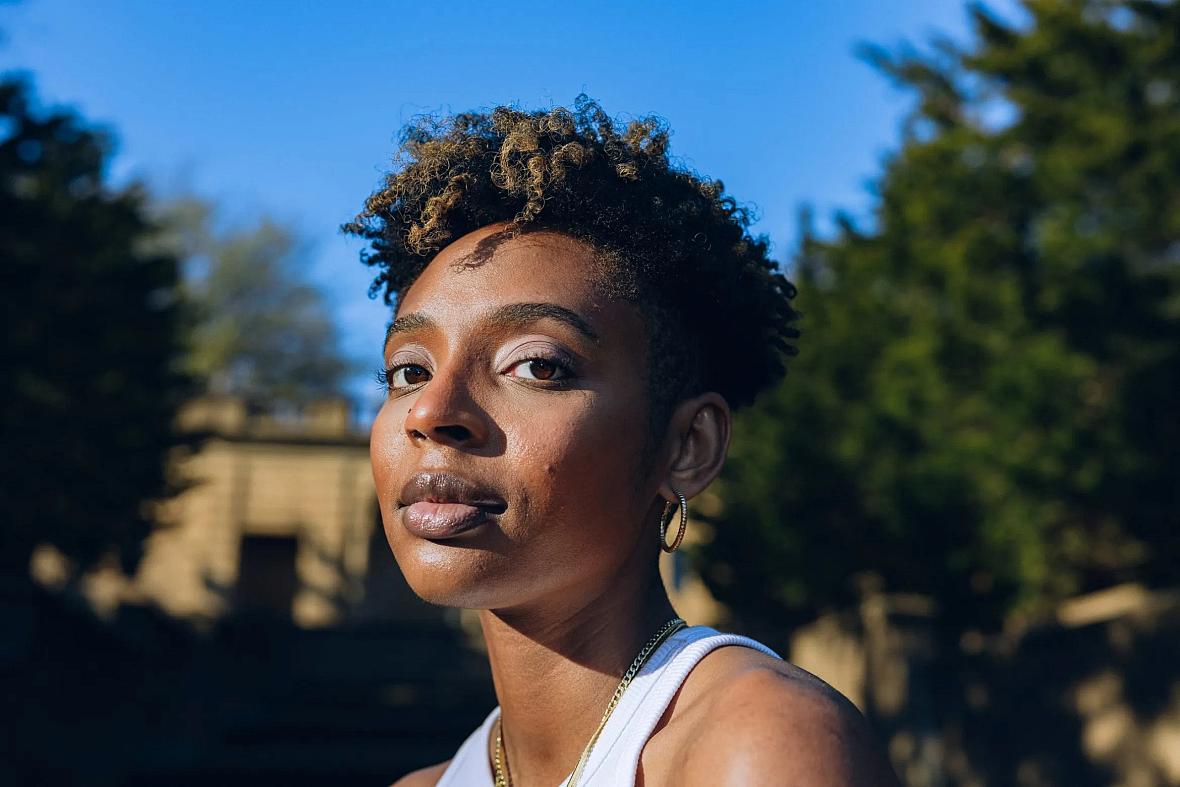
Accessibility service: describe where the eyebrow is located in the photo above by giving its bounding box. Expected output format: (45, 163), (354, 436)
(385, 301), (600, 347)
(385, 311), (433, 345)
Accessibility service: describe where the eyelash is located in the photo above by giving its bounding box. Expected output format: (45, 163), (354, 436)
(375, 353), (577, 393)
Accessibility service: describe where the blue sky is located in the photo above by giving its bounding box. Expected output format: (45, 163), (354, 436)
(1, 0), (1022, 410)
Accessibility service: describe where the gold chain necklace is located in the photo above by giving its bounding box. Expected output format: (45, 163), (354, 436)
(493, 617), (686, 787)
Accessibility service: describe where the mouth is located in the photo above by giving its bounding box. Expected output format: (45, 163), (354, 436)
(396, 471), (507, 540)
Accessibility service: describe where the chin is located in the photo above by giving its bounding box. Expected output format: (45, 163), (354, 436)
(393, 539), (519, 610)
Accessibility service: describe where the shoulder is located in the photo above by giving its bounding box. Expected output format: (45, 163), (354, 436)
(658, 646), (899, 787)
(389, 760), (450, 787)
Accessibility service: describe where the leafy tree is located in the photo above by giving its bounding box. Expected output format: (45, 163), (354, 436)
(152, 196), (354, 407)
(0, 77), (194, 579)
(701, 0), (1180, 641)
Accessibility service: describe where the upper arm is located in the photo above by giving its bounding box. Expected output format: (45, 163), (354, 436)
(687, 669), (899, 787)
(390, 760), (451, 787)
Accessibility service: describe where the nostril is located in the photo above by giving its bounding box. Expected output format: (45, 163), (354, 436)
(434, 424), (472, 442)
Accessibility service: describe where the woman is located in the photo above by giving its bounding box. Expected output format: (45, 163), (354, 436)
(347, 98), (899, 786)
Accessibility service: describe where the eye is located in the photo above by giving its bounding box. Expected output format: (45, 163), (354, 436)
(506, 358), (569, 382)
(383, 363), (432, 389)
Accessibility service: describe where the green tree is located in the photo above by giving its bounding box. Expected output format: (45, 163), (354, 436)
(702, 0), (1180, 641)
(152, 196), (354, 407)
(0, 77), (194, 579)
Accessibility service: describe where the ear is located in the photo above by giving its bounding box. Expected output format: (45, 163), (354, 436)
(659, 392), (731, 502)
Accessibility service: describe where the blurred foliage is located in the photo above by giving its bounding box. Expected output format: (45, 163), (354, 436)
(702, 0), (1180, 638)
(150, 197), (354, 408)
(0, 77), (194, 579)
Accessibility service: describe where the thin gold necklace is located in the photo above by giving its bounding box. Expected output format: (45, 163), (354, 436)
(493, 616), (686, 787)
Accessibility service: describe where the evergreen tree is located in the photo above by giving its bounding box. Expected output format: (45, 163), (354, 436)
(0, 77), (194, 580)
(702, 0), (1180, 639)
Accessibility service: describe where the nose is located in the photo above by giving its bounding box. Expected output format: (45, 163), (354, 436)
(402, 365), (489, 449)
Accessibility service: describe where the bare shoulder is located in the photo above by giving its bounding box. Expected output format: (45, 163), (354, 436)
(664, 647), (899, 787)
(389, 760), (450, 787)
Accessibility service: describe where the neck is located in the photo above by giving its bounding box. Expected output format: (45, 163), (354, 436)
(479, 564), (677, 786)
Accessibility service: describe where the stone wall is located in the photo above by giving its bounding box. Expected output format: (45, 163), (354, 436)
(789, 585), (1180, 786)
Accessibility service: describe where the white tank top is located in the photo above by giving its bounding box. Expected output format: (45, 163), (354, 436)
(435, 625), (781, 786)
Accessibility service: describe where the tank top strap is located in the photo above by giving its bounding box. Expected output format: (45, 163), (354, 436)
(435, 706), (498, 786)
(579, 625), (781, 785)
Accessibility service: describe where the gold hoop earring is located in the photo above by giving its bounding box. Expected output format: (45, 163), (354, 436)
(659, 486), (688, 553)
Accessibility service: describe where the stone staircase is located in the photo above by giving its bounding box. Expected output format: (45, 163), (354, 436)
(135, 617), (496, 786)
(5, 580), (495, 787)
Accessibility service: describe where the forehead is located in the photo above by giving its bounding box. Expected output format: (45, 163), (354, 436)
(395, 225), (619, 320)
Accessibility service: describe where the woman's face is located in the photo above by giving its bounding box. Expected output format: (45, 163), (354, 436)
(370, 224), (664, 612)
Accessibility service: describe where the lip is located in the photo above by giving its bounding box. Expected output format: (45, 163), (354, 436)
(402, 501), (493, 539)
(397, 471), (507, 540)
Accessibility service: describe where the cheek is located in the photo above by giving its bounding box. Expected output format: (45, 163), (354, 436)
(505, 390), (649, 540)
(369, 401), (413, 551)
(369, 401), (401, 489)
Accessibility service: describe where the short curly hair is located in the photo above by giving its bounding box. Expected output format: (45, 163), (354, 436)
(345, 96), (798, 430)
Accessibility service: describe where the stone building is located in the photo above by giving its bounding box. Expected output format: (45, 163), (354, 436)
(135, 396), (379, 627)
